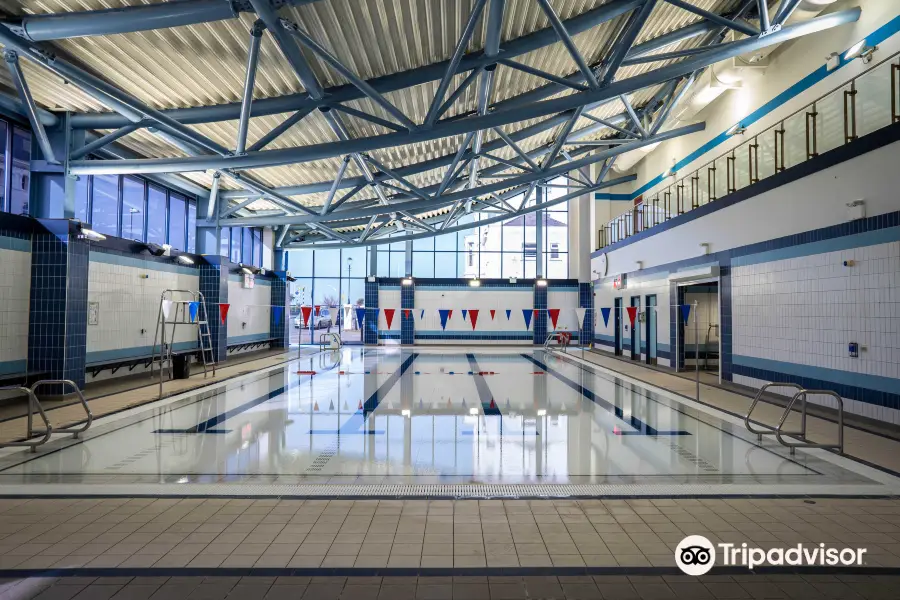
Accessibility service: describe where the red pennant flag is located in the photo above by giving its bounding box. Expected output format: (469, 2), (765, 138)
(533, 309), (541, 319)
(300, 306), (312, 326)
(384, 308), (396, 329)
(403, 309), (412, 319)
(490, 399), (496, 409)
(626, 306), (637, 326)
(358, 400), (363, 410)
(490, 309), (496, 320)
(219, 303), (230, 324)
(314, 305), (321, 316)
(548, 308), (560, 329)
(469, 309), (479, 330)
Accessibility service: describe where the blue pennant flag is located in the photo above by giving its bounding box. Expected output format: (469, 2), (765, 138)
(601, 307), (611, 327)
(681, 304), (692, 324)
(188, 301), (199, 323)
(461, 309), (468, 320)
(355, 307), (366, 327)
(438, 309), (452, 330)
(273, 305), (283, 325)
(420, 309), (424, 320)
(505, 309), (511, 320)
(522, 309), (533, 330)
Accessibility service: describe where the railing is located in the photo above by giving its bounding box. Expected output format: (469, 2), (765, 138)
(319, 332), (342, 351)
(598, 51), (900, 248)
(544, 332), (571, 352)
(744, 383), (844, 454)
(0, 379), (93, 452)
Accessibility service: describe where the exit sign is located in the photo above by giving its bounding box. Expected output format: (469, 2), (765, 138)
(613, 274), (627, 290)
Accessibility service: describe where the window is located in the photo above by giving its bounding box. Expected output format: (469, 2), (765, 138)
(219, 227), (231, 258)
(8, 127), (30, 216)
(91, 175), (119, 236)
(252, 228), (262, 267)
(524, 242), (537, 259)
(187, 201), (197, 253)
(146, 185), (167, 244)
(168, 193), (186, 250)
(550, 242), (560, 260)
(467, 241), (475, 267)
(121, 177), (145, 241)
(74, 176), (89, 223)
(0, 121), (7, 212)
(230, 228), (242, 263)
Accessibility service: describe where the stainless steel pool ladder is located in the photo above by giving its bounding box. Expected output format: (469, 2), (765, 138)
(544, 332), (570, 352)
(319, 332), (342, 351)
(0, 380), (93, 452)
(744, 383), (844, 454)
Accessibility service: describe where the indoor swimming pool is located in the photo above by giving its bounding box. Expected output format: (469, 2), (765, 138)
(0, 348), (895, 497)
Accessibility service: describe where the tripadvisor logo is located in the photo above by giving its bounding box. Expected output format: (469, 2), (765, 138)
(675, 535), (866, 575)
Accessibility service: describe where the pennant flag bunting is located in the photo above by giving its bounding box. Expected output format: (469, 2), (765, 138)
(162, 300), (174, 320)
(626, 306), (637, 326)
(574, 307), (587, 328)
(188, 301), (199, 323)
(384, 308), (396, 329)
(300, 306), (312, 327)
(314, 305), (321, 316)
(681, 304), (692, 324)
(273, 305), (283, 325)
(219, 303), (230, 324)
(600, 307), (611, 327)
(522, 309), (533, 330)
(490, 309), (496, 320)
(469, 309), (479, 330)
(461, 309), (468, 320)
(548, 308), (560, 329)
(420, 309), (425, 320)
(403, 309), (412, 319)
(355, 307), (366, 328)
(506, 309), (512, 320)
(438, 309), (451, 330)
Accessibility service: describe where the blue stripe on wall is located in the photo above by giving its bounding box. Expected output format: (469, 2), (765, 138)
(732, 226), (900, 267)
(0, 235), (30, 253)
(733, 355), (898, 396)
(594, 193), (633, 201)
(0, 359), (26, 377)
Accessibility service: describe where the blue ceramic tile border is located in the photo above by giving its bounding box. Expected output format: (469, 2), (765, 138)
(0, 233), (30, 253)
(0, 359), (26, 377)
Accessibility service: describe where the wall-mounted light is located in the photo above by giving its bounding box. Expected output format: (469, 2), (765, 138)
(402, 278), (413, 286)
(509, 277), (517, 284)
(469, 278), (481, 287)
(635, 261), (643, 270)
(536, 279), (548, 287)
(846, 39), (877, 63)
(78, 226), (106, 242)
(726, 123), (746, 136)
(175, 255), (194, 266)
(825, 52), (841, 72)
(537, 409), (547, 417)
(401, 409), (411, 418)
(468, 407), (478, 415)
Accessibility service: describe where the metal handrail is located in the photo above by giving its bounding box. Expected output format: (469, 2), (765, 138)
(319, 332), (342, 350)
(744, 382), (806, 439)
(775, 390), (844, 454)
(30, 380), (93, 439)
(0, 386), (53, 452)
(544, 332), (570, 351)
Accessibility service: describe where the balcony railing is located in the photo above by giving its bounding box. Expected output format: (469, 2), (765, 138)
(598, 51), (900, 249)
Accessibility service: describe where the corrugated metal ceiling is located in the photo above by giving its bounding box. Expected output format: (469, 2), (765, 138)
(0, 0), (745, 205)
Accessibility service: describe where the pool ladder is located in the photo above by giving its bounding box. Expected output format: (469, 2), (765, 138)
(319, 332), (342, 351)
(0, 380), (93, 452)
(744, 382), (844, 454)
(544, 332), (571, 352)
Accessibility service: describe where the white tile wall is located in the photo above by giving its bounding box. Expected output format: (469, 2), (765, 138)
(87, 256), (200, 358)
(227, 279), (271, 340)
(0, 247), (30, 371)
(732, 241), (900, 379)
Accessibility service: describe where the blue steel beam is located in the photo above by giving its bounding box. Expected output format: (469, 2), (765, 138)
(774, 0), (803, 25)
(236, 22), (265, 155)
(66, 0), (642, 129)
(664, 0), (759, 37)
(535, 0), (600, 89)
(246, 107), (314, 152)
(599, 0), (657, 86)
(4, 51), (56, 163)
(70, 8), (859, 176)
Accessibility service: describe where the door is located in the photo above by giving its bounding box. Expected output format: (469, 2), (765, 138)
(645, 295), (657, 365)
(630, 296), (641, 360)
(614, 298), (622, 356)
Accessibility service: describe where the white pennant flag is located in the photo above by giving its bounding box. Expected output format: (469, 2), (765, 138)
(575, 307), (587, 329)
(162, 300), (174, 320)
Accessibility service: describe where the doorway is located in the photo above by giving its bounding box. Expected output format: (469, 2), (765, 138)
(614, 298), (623, 356)
(630, 296), (641, 361)
(645, 294), (657, 365)
(679, 282), (721, 378)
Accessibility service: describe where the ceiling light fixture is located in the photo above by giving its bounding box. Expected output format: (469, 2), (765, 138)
(175, 255), (194, 265)
(78, 227), (106, 242)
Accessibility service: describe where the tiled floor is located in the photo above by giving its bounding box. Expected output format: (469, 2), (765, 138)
(0, 498), (899, 571)
(4, 573), (900, 600)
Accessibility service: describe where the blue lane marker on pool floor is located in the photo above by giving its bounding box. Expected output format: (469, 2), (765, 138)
(521, 354), (690, 436)
(308, 352), (418, 436)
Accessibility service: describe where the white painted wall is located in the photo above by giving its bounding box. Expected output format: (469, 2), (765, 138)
(227, 276), (272, 343)
(413, 287), (533, 345)
(86, 253), (200, 381)
(593, 275), (672, 367)
(0, 243), (30, 378)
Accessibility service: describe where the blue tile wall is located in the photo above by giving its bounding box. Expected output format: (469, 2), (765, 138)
(533, 284), (547, 345)
(28, 226), (89, 391)
(579, 283), (593, 347)
(270, 272), (289, 348)
(401, 281), (415, 345)
(364, 280), (378, 345)
(199, 259), (228, 363)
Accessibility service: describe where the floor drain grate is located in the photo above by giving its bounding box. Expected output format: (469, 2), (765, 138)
(668, 442), (718, 472)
